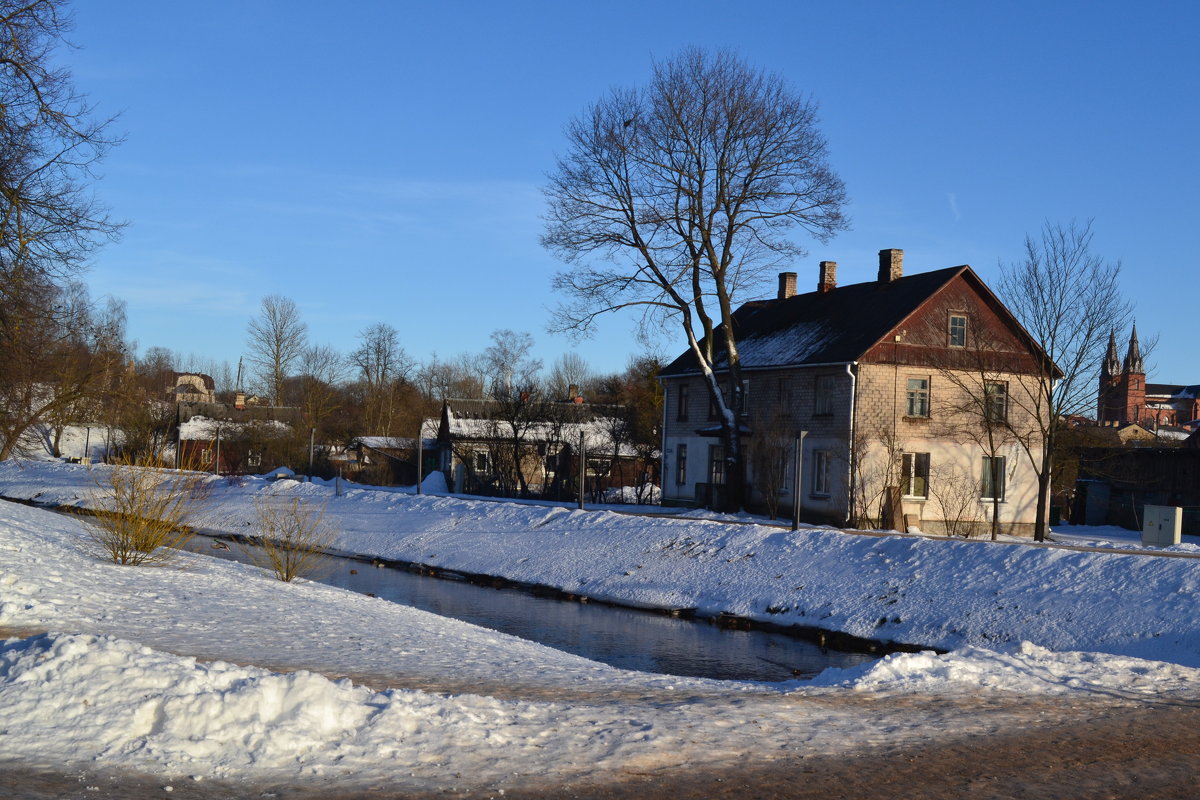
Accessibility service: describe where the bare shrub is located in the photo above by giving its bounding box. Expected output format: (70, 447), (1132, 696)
(89, 456), (210, 565)
(930, 465), (983, 539)
(247, 496), (337, 582)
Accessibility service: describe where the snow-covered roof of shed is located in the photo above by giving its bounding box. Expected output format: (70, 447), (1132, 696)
(178, 416), (291, 441)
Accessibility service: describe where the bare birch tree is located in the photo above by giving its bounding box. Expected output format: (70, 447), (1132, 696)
(246, 295), (307, 406)
(543, 47), (847, 510)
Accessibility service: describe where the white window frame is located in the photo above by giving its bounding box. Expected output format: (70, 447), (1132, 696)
(901, 452), (930, 499)
(981, 455), (1007, 501)
(949, 314), (967, 348)
(676, 444), (687, 486)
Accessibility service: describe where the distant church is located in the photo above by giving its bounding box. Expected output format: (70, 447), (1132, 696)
(1098, 327), (1199, 428)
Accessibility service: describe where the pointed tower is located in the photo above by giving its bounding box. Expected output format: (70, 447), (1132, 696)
(1121, 325), (1146, 424)
(1097, 330), (1123, 425)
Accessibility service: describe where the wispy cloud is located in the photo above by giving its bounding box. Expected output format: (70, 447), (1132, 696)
(946, 192), (962, 222)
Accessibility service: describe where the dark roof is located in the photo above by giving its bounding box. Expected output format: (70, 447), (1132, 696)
(1147, 384), (1200, 399)
(661, 266), (968, 376)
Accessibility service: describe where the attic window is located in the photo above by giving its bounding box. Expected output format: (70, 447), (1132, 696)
(949, 315), (967, 348)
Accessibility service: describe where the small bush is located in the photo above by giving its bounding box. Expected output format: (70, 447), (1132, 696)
(89, 456), (210, 565)
(247, 496), (337, 582)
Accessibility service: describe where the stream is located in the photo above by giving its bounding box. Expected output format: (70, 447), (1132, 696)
(187, 535), (880, 682)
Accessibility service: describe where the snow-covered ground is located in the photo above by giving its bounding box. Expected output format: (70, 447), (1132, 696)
(2, 458), (1199, 793)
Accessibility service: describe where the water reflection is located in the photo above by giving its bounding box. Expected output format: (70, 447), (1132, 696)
(188, 537), (877, 682)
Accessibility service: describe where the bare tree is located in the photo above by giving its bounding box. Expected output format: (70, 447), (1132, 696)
(350, 323), (412, 435)
(998, 221), (1134, 541)
(297, 343), (346, 435)
(0, 0), (122, 459)
(246, 295), (307, 406)
(543, 47), (847, 511)
(548, 352), (591, 400)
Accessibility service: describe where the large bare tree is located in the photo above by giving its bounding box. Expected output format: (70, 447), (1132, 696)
(0, 0), (122, 460)
(543, 47), (847, 510)
(246, 295), (307, 406)
(998, 221), (1134, 541)
(350, 322), (413, 436)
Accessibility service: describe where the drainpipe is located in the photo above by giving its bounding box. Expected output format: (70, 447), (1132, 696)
(845, 361), (858, 527)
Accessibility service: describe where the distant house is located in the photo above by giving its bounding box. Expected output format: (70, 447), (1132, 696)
(346, 436), (438, 486)
(657, 250), (1057, 536)
(166, 372), (215, 404)
(176, 401), (301, 475)
(428, 398), (653, 500)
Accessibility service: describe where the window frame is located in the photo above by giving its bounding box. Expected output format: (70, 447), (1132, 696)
(948, 314), (967, 348)
(676, 384), (689, 422)
(811, 449), (832, 496)
(814, 374), (836, 416)
(985, 381), (1008, 425)
(905, 377), (931, 418)
(981, 455), (1007, 501)
(901, 452), (930, 499)
(709, 444), (726, 486)
(676, 443), (687, 486)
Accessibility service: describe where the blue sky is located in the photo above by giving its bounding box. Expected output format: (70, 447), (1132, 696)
(67, 0), (1198, 384)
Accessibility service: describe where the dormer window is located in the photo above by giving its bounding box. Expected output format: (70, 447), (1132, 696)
(949, 315), (967, 348)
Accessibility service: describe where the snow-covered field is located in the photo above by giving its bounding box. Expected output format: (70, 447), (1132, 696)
(2, 458), (1199, 794)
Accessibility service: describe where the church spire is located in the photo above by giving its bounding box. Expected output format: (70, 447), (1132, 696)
(1102, 329), (1121, 378)
(1123, 324), (1144, 374)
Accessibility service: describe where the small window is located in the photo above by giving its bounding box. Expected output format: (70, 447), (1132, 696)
(814, 374), (836, 416)
(676, 384), (689, 421)
(985, 381), (1008, 425)
(906, 377), (930, 418)
(473, 451), (489, 473)
(812, 450), (832, 496)
(982, 456), (1006, 501)
(949, 315), (967, 348)
(901, 452), (930, 498)
(676, 444), (687, 485)
(709, 444), (726, 485)
(737, 379), (750, 417)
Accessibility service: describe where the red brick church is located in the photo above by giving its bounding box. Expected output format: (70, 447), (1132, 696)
(1098, 327), (1199, 428)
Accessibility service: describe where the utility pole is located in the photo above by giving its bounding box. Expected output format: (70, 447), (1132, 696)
(791, 431), (808, 531)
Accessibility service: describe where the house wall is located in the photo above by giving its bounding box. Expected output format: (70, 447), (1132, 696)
(853, 363), (1043, 537)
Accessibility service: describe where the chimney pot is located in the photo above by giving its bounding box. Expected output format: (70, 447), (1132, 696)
(878, 249), (903, 283)
(817, 261), (838, 293)
(778, 272), (797, 300)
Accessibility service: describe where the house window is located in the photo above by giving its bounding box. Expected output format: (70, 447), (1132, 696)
(676, 384), (689, 421)
(814, 374), (836, 416)
(737, 379), (750, 417)
(901, 452), (930, 498)
(949, 314), (967, 348)
(676, 444), (687, 485)
(985, 381), (1008, 425)
(981, 456), (1006, 501)
(709, 444), (725, 485)
(812, 449), (832, 496)
(473, 451), (489, 473)
(906, 377), (930, 418)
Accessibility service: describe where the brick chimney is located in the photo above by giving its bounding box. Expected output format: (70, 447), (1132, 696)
(878, 249), (903, 283)
(777, 271), (797, 300)
(817, 261), (837, 293)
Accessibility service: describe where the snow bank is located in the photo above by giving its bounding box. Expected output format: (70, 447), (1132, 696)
(2, 459), (1199, 667)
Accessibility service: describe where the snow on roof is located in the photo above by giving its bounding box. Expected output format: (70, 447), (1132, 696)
(352, 436), (435, 450)
(178, 415), (291, 441)
(442, 409), (639, 457)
